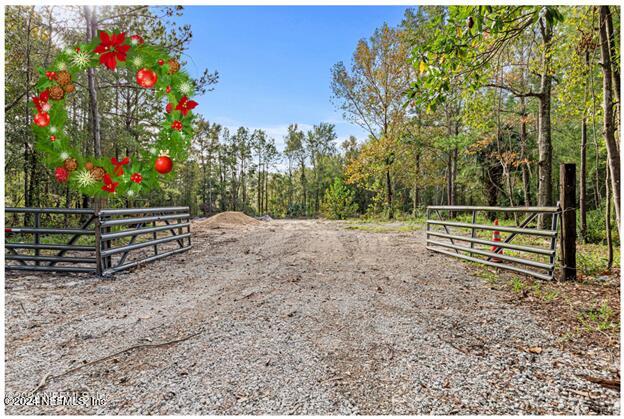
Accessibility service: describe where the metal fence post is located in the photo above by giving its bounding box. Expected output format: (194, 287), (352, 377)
(94, 199), (103, 276)
(559, 163), (577, 280)
(34, 212), (41, 266)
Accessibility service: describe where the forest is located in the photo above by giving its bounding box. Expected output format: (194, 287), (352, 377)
(4, 6), (621, 248)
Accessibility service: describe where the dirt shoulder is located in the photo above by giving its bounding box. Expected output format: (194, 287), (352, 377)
(4, 219), (620, 414)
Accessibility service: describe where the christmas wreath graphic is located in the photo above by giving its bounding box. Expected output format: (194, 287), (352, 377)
(31, 30), (198, 198)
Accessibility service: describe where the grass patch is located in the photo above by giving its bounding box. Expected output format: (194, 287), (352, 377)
(578, 301), (620, 332)
(344, 219), (423, 233)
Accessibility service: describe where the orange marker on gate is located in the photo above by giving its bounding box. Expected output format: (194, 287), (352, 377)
(490, 219), (503, 263)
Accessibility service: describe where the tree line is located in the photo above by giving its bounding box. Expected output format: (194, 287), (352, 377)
(4, 5), (621, 252)
(330, 5), (620, 249)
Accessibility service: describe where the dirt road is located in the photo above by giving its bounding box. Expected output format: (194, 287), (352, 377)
(4, 219), (620, 414)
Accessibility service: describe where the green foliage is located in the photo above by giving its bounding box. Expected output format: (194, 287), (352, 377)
(578, 301), (619, 332)
(577, 243), (620, 277)
(583, 206), (620, 245)
(321, 178), (359, 220)
(511, 277), (524, 294)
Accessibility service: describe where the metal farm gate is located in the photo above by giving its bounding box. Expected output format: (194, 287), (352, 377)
(426, 205), (561, 280)
(5, 207), (191, 276)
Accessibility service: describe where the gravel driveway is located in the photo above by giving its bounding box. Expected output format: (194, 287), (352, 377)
(4, 219), (620, 414)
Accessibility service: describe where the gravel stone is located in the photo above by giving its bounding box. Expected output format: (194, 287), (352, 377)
(4, 219), (620, 414)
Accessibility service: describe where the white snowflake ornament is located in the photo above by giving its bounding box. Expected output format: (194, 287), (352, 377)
(131, 56), (143, 67)
(178, 81), (194, 95)
(70, 50), (92, 69)
(76, 169), (96, 188)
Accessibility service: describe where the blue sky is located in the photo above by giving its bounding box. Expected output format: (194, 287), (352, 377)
(176, 6), (410, 150)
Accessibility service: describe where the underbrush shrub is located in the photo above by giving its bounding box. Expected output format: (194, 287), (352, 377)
(321, 178), (359, 220)
(287, 203), (307, 218)
(583, 206), (620, 245)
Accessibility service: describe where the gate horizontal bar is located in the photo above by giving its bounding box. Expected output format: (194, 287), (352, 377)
(5, 255), (97, 263)
(427, 239), (553, 270)
(100, 213), (190, 227)
(98, 207), (189, 216)
(426, 246), (552, 281)
(101, 222), (190, 240)
(427, 205), (559, 213)
(5, 227), (95, 235)
(427, 220), (556, 237)
(426, 231), (554, 256)
(5, 207), (95, 214)
(101, 233), (191, 257)
(103, 245), (192, 276)
(6, 243), (95, 251)
(5, 265), (96, 273)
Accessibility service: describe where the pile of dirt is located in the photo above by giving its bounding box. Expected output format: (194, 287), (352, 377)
(197, 211), (261, 229)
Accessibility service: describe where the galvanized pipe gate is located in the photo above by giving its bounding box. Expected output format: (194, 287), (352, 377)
(426, 205), (561, 280)
(5, 207), (192, 276)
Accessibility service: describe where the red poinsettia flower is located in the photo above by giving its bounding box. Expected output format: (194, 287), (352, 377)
(111, 156), (130, 176)
(101, 173), (119, 193)
(175, 96), (198, 116)
(130, 172), (143, 184)
(32, 90), (50, 112)
(93, 31), (130, 70)
(171, 120), (183, 131)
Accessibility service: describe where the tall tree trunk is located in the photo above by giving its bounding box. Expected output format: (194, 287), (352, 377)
(85, 6), (101, 158)
(413, 151), (421, 216)
(264, 169), (269, 215)
(385, 168), (393, 220)
(257, 153), (262, 213)
(580, 109), (588, 242)
(446, 150), (457, 207)
(300, 161), (306, 215)
(605, 6), (621, 121)
(599, 6), (621, 230)
(590, 50), (602, 208)
(24, 10), (32, 213)
(580, 50), (590, 242)
(537, 17), (553, 227)
(605, 165), (613, 270)
(287, 159), (293, 210)
(519, 100), (531, 206)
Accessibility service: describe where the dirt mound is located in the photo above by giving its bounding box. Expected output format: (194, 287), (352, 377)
(197, 211), (261, 229)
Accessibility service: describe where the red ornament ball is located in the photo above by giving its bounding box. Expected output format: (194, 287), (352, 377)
(158, 59), (165, 66)
(50, 135), (56, 142)
(34, 112), (50, 127)
(130, 172), (143, 183)
(55, 167), (68, 183)
(165, 103), (173, 113)
(154, 155), (173, 174)
(171, 120), (183, 131)
(130, 34), (144, 45)
(136, 68), (157, 88)
(166, 85), (171, 93)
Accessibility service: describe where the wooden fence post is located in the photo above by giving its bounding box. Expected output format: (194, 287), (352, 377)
(559, 163), (576, 280)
